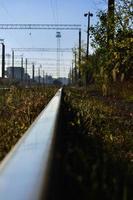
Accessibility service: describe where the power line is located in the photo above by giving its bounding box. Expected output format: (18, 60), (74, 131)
(2, 60), (70, 67)
(0, 1), (24, 47)
(0, 56), (72, 62)
(50, 0), (57, 23)
(12, 48), (73, 52)
(55, 0), (59, 24)
(0, 24), (81, 30)
(0, 0), (14, 20)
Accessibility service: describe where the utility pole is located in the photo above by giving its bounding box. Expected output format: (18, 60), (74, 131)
(78, 28), (81, 79)
(72, 61), (74, 84)
(43, 70), (45, 85)
(1, 43), (5, 78)
(46, 73), (47, 85)
(74, 50), (77, 83)
(32, 63), (35, 82)
(70, 67), (73, 85)
(21, 56), (23, 81)
(107, 0), (115, 44)
(38, 65), (42, 84)
(56, 32), (61, 78)
(12, 50), (14, 79)
(25, 58), (28, 83)
(84, 11), (93, 87)
(84, 12), (93, 58)
(38, 67), (40, 84)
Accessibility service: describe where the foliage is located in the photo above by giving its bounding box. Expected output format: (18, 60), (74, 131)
(56, 87), (133, 200)
(74, 0), (132, 91)
(91, 0), (133, 83)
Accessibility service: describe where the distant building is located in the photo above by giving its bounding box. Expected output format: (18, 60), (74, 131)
(6, 67), (30, 81)
(6, 67), (24, 80)
(58, 77), (69, 85)
(34, 75), (54, 84)
(46, 75), (54, 84)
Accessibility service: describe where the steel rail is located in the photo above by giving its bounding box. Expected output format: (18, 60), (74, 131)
(0, 88), (62, 200)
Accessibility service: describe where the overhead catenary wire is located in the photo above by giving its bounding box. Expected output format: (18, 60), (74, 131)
(0, 0), (24, 48)
(55, 0), (59, 24)
(0, 24), (81, 30)
(0, 1), (79, 78)
(0, 0), (15, 21)
(50, 0), (57, 24)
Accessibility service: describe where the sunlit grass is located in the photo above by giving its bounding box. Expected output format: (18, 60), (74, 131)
(0, 86), (57, 161)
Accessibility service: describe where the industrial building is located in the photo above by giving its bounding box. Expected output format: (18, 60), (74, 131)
(6, 67), (30, 81)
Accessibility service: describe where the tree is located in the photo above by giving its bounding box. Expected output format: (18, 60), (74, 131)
(90, 0), (132, 85)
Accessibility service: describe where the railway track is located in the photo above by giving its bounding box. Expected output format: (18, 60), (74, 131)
(0, 88), (62, 200)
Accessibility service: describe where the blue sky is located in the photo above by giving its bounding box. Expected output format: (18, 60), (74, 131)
(0, 0), (107, 78)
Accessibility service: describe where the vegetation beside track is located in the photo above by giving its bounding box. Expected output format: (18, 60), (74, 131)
(0, 86), (57, 161)
(53, 85), (133, 200)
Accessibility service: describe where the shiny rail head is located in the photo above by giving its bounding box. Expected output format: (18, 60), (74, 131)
(0, 88), (62, 200)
